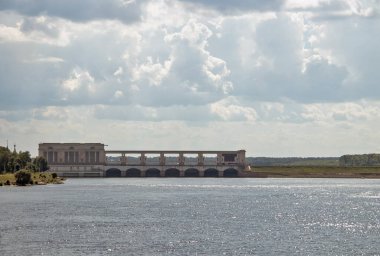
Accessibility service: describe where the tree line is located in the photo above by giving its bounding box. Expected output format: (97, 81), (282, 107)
(246, 157), (339, 166)
(339, 154), (380, 167)
(0, 146), (48, 173)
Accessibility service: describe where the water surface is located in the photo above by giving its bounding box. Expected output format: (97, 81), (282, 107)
(0, 178), (379, 255)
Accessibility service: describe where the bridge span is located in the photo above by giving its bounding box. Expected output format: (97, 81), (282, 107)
(39, 143), (247, 177)
(104, 165), (241, 178)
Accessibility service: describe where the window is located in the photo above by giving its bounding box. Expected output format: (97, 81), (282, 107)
(47, 151), (58, 163)
(65, 151), (79, 163)
(86, 151), (99, 163)
(223, 154), (236, 162)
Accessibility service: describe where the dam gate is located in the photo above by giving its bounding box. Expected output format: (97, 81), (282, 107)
(38, 143), (246, 178)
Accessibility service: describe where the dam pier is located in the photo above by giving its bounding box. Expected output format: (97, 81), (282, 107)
(39, 143), (247, 178)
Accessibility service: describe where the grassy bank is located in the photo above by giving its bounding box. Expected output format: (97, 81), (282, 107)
(0, 171), (64, 186)
(243, 166), (380, 178)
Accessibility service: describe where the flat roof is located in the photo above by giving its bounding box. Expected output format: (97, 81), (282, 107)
(105, 150), (245, 154)
(39, 143), (105, 145)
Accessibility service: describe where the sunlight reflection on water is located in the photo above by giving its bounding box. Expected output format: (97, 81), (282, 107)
(0, 178), (379, 255)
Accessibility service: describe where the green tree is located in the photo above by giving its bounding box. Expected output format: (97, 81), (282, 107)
(8, 149), (19, 172)
(17, 151), (31, 169)
(0, 146), (11, 173)
(33, 156), (49, 172)
(339, 154), (380, 166)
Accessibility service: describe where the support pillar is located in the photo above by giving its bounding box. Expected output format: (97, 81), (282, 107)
(217, 153), (223, 166)
(140, 153), (146, 166)
(178, 153), (185, 166)
(159, 153), (165, 166)
(198, 153), (204, 166)
(237, 150), (246, 168)
(121, 153), (127, 166)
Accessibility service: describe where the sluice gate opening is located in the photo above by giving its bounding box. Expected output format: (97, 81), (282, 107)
(223, 168), (238, 177)
(204, 168), (219, 177)
(165, 168), (180, 177)
(126, 168), (141, 177)
(106, 168), (121, 177)
(185, 168), (200, 177)
(145, 168), (160, 177)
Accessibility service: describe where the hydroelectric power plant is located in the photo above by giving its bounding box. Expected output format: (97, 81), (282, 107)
(38, 143), (247, 178)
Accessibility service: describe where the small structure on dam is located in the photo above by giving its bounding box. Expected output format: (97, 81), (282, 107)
(39, 143), (246, 177)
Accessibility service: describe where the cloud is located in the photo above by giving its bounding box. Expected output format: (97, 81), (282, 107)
(2, 1), (377, 111)
(301, 101), (380, 123)
(0, 15), (139, 109)
(62, 68), (95, 93)
(178, 0), (285, 14)
(286, 0), (379, 20)
(4, 103), (380, 157)
(0, 0), (145, 23)
(0, 1), (378, 111)
(130, 56), (171, 86)
(93, 104), (214, 122)
(1, 0), (380, 156)
(124, 18), (234, 107)
(301, 58), (348, 102)
(0, 14), (72, 46)
(208, 11), (380, 103)
(210, 97), (257, 121)
(313, 13), (380, 99)
(165, 20), (233, 93)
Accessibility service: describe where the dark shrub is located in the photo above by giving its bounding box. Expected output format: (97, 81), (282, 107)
(5, 180), (10, 186)
(0, 182), (3, 186)
(15, 170), (32, 186)
(52, 173), (57, 179)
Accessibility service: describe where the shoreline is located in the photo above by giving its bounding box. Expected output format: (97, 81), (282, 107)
(242, 173), (380, 178)
(241, 166), (380, 178)
(0, 171), (65, 186)
(2, 166), (380, 182)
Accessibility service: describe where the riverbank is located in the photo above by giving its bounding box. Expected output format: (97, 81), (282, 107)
(242, 166), (380, 178)
(3, 167), (379, 181)
(0, 172), (64, 186)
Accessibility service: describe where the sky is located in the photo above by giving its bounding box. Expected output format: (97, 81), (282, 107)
(0, 0), (380, 157)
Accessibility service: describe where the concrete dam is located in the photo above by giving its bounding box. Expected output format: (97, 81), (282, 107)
(39, 143), (247, 178)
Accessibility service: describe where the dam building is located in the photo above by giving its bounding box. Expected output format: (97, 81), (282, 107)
(38, 143), (246, 178)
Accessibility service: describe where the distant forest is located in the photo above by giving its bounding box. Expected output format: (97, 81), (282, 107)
(249, 154), (380, 167)
(339, 154), (380, 167)
(248, 155), (380, 167)
(246, 157), (339, 166)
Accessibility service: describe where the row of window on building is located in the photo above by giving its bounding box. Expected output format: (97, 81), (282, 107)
(43, 151), (101, 164)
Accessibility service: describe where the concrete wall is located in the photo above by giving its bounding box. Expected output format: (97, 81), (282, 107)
(49, 164), (105, 177)
(53, 164), (242, 177)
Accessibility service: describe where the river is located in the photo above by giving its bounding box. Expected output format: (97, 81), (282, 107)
(0, 178), (379, 255)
